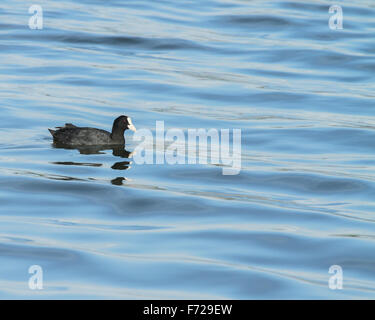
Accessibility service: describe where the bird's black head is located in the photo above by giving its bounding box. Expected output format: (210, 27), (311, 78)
(112, 115), (136, 133)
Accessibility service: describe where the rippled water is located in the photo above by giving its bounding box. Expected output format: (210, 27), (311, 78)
(0, 0), (374, 299)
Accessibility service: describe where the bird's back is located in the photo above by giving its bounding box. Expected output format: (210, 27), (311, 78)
(49, 127), (113, 146)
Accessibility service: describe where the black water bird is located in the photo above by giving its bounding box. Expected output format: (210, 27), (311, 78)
(48, 115), (136, 146)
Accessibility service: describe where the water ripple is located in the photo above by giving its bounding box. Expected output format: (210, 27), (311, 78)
(0, 0), (374, 299)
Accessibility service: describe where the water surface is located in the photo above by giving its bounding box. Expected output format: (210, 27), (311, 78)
(0, 0), (375, 299)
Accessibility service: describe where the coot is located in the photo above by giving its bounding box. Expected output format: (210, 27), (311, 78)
(48, 115), (136, 146)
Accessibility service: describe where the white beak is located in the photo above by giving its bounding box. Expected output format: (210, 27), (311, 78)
(128, 124), (136, 132)
(127, 117), (136, 132)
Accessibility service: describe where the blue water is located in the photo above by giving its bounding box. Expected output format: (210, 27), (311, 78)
(0, 0), (374, 299)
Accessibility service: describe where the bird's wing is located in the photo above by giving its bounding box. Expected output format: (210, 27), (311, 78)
(55, 123), (78, 129)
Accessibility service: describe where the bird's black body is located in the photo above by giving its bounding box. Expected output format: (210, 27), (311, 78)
(48, 115), (136, 146)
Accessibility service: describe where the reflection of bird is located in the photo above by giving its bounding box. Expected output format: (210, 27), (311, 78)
(111, 177), (126, 185)
(48, 115), (136, 146)
(52, 144), (133, 172)
(111, 161), (131, 170)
